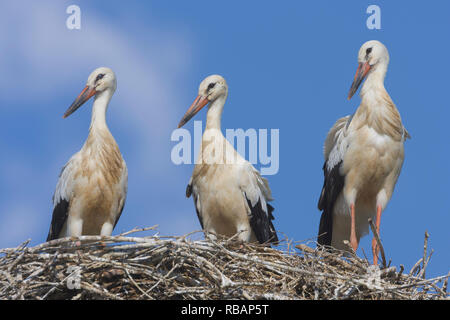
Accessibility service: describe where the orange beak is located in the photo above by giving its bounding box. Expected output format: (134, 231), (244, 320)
(348, 61), (371, 100)
(177, 95), (209, 128)
(63, 86), (97, 118)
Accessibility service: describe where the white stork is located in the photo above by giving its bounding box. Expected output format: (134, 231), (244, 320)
(317, 41), (409, 264)
(177, 75), (278, 244)
(46, 67), (128, 241)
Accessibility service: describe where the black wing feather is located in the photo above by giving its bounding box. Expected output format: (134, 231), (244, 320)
(245, 194), (278, 245)
(186, 182), (204, 229)
(46, 199), (70, 241)
(317, 160), (344, 246)
(113, 199), (126, 229)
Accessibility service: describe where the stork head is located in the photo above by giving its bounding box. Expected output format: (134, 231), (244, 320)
(178, 74), (228, 128)
(348, 40), (389, 99)
(63, 67), (117, 118)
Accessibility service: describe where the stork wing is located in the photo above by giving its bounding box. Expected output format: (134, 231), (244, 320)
(317, 115), (351, 246)
(186, 177), (204, 230)
(185, 158), (277, 244)
(239, 163), (278, 244)
(113, 163), (128, 229)
(46, 154), (79, 241)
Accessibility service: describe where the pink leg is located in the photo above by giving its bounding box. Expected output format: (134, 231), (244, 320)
(350, 203), (359, 252)
(372, 205), (382, 265)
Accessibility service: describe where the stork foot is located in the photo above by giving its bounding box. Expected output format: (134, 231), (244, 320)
(72, 240), (82, 247)
(350, 236), (358, 253)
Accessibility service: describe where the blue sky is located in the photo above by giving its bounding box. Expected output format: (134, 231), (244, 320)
(0, 1), (448, 278)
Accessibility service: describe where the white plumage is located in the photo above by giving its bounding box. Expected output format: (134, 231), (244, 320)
(47, 67), (127, 241)
(178, 75), (278, 244)
(318, 41), (409, 264)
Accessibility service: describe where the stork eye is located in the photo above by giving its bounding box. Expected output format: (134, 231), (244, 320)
(207, 83), (216, 90)
(95, 74), (105, 82)
(366, 47), (372, 55)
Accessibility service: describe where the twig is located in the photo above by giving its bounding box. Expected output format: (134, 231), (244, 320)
(124, 268), (153, 300)
(0, 228), (447, 300)
(422, 231), (429, 279)
(119, 225), (158, 237)
(409, 258), (422, 276)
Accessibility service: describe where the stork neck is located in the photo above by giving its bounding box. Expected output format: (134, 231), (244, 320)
(90, 89), (113, 133)
(360, 63), (388, 101)
(205, 94), (227, 131)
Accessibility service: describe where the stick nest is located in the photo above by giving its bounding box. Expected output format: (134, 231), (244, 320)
(0, 227), (448, 300)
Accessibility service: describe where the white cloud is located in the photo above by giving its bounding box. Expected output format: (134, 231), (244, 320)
(0, 1), (191, 143)
(0, 1), (196, 247)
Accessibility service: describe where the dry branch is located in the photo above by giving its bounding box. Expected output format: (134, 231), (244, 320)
(0, 229), (448, 300)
